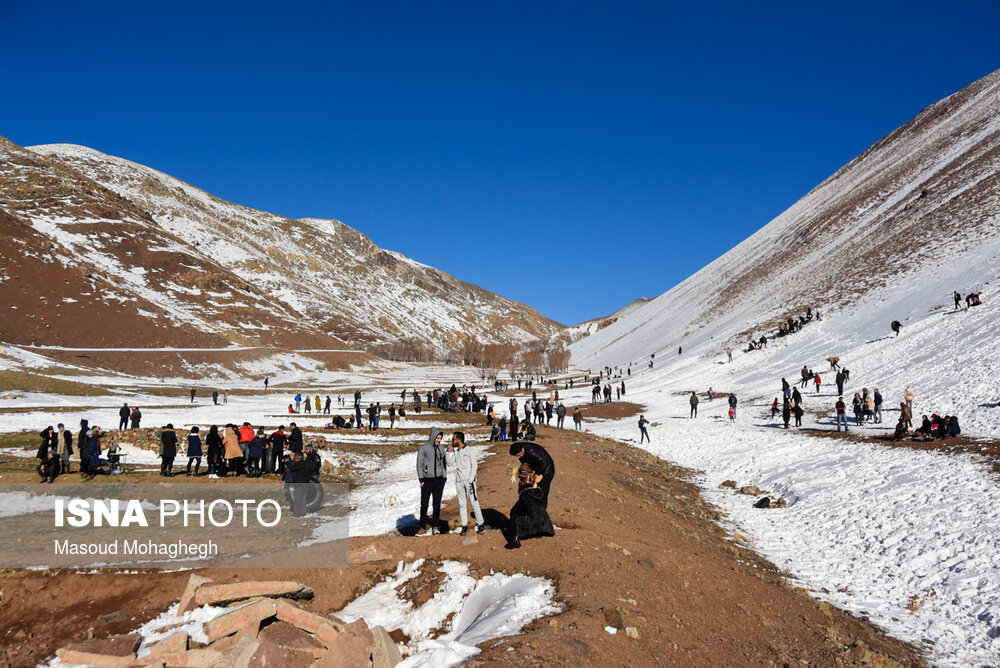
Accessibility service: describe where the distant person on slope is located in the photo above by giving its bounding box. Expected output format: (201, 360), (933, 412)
(781, 400), (791, 428)
(639, 415), (651, 443)
(118, 403), (130, 430)
(728, 393), (738, 420)
(689, 392), (699, 418)
(814, 372), (822, 394)
(891, 320), (901, 337)
(130, 407), (142, 429)
(835, 397), (848, 432)
(792, 401), (804, 427)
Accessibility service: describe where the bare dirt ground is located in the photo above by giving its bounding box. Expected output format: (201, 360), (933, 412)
(0, 415), (922, 667)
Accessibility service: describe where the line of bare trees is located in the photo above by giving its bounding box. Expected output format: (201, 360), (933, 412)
(371, 335), (571, 376)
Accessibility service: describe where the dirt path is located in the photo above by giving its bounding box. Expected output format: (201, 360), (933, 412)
(0, 420), (922, 667)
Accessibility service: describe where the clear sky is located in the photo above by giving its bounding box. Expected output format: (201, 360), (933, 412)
(2, 2), (998, 325)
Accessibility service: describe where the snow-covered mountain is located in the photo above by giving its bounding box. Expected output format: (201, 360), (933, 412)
(0, 137), (561, 351)
(572, 67), (1000, 392)
(564, 297), (650, 343)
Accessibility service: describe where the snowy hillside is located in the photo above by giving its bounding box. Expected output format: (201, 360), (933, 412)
(0, 137), (561, 352)
(572, 68), (1000, 389)
(564, 297), (650, 343)
(561, 68), (1000, 665)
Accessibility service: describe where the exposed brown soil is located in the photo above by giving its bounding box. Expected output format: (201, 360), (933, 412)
(578, 401), (645, 420)
(0, 422), (922, 667)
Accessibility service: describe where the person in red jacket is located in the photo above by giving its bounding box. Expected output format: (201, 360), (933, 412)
(814, 373), (822, 394)
(238, 422), (255, 462)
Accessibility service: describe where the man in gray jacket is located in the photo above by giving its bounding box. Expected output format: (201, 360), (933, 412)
(447, 431), (484, 535)
(555, 403), (567, 429)
(415, 427), (447, 535)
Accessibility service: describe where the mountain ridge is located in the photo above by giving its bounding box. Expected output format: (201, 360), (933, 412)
(0, 136), (563, 355)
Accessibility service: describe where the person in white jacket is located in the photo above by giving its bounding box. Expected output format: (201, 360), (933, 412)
(447, 431), (485, 535)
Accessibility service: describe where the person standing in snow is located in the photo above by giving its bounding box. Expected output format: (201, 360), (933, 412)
(129, 407), (141, 429)
(792, 401), (804, 427)
(573, 406), (583, 430)
(159, 424), (177, 477)
(186, 426), (202, 476)
(212, 389), (219, 405)
(792, 387), (802, 406)
(315, 395), (321, 413)
(447, 431), (485, 535)
(189, 388), (196, 404)
(836, 370), (845, 397)
(814, 372), (822, 394)
(325, 396), (332, 414)
(288, 422), (303, 454)
(728, 393), (738, 420)
(891, 320), (901, 337)
(389, 403), (396, 428)
(206, 425), (223, 477)
(689, 391), (699, 418)
(118, 403), (130, 431)
(415, 427), (447, 536)
(900, 401), (912, 428)
(835, 397), (848, 431)
(556, 402), (566, 428)
(873, 388), (883, 423)
(954, 291), (962, 309)
(639, 415), (651, 443)
(727, 347), (733, 362)
(904, 387), (915, 413)
(852, 393), (864, 426)
(398, 405), (406, 429)
(57, 423), (73, 473)
(781, 400), (791, 428)
(294, 393), (302, 413)
(264, 377), (269, 390)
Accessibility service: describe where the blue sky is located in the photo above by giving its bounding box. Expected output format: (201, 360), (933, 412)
(2, 2), (998, 325)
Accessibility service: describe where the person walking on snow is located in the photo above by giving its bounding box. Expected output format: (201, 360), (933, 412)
(814, 372), (822, 394)
(689, 391), (699, 418)
(415, 427), (447, 536)
(639, 415), (650, 443)
(447, 431), (485, 535)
